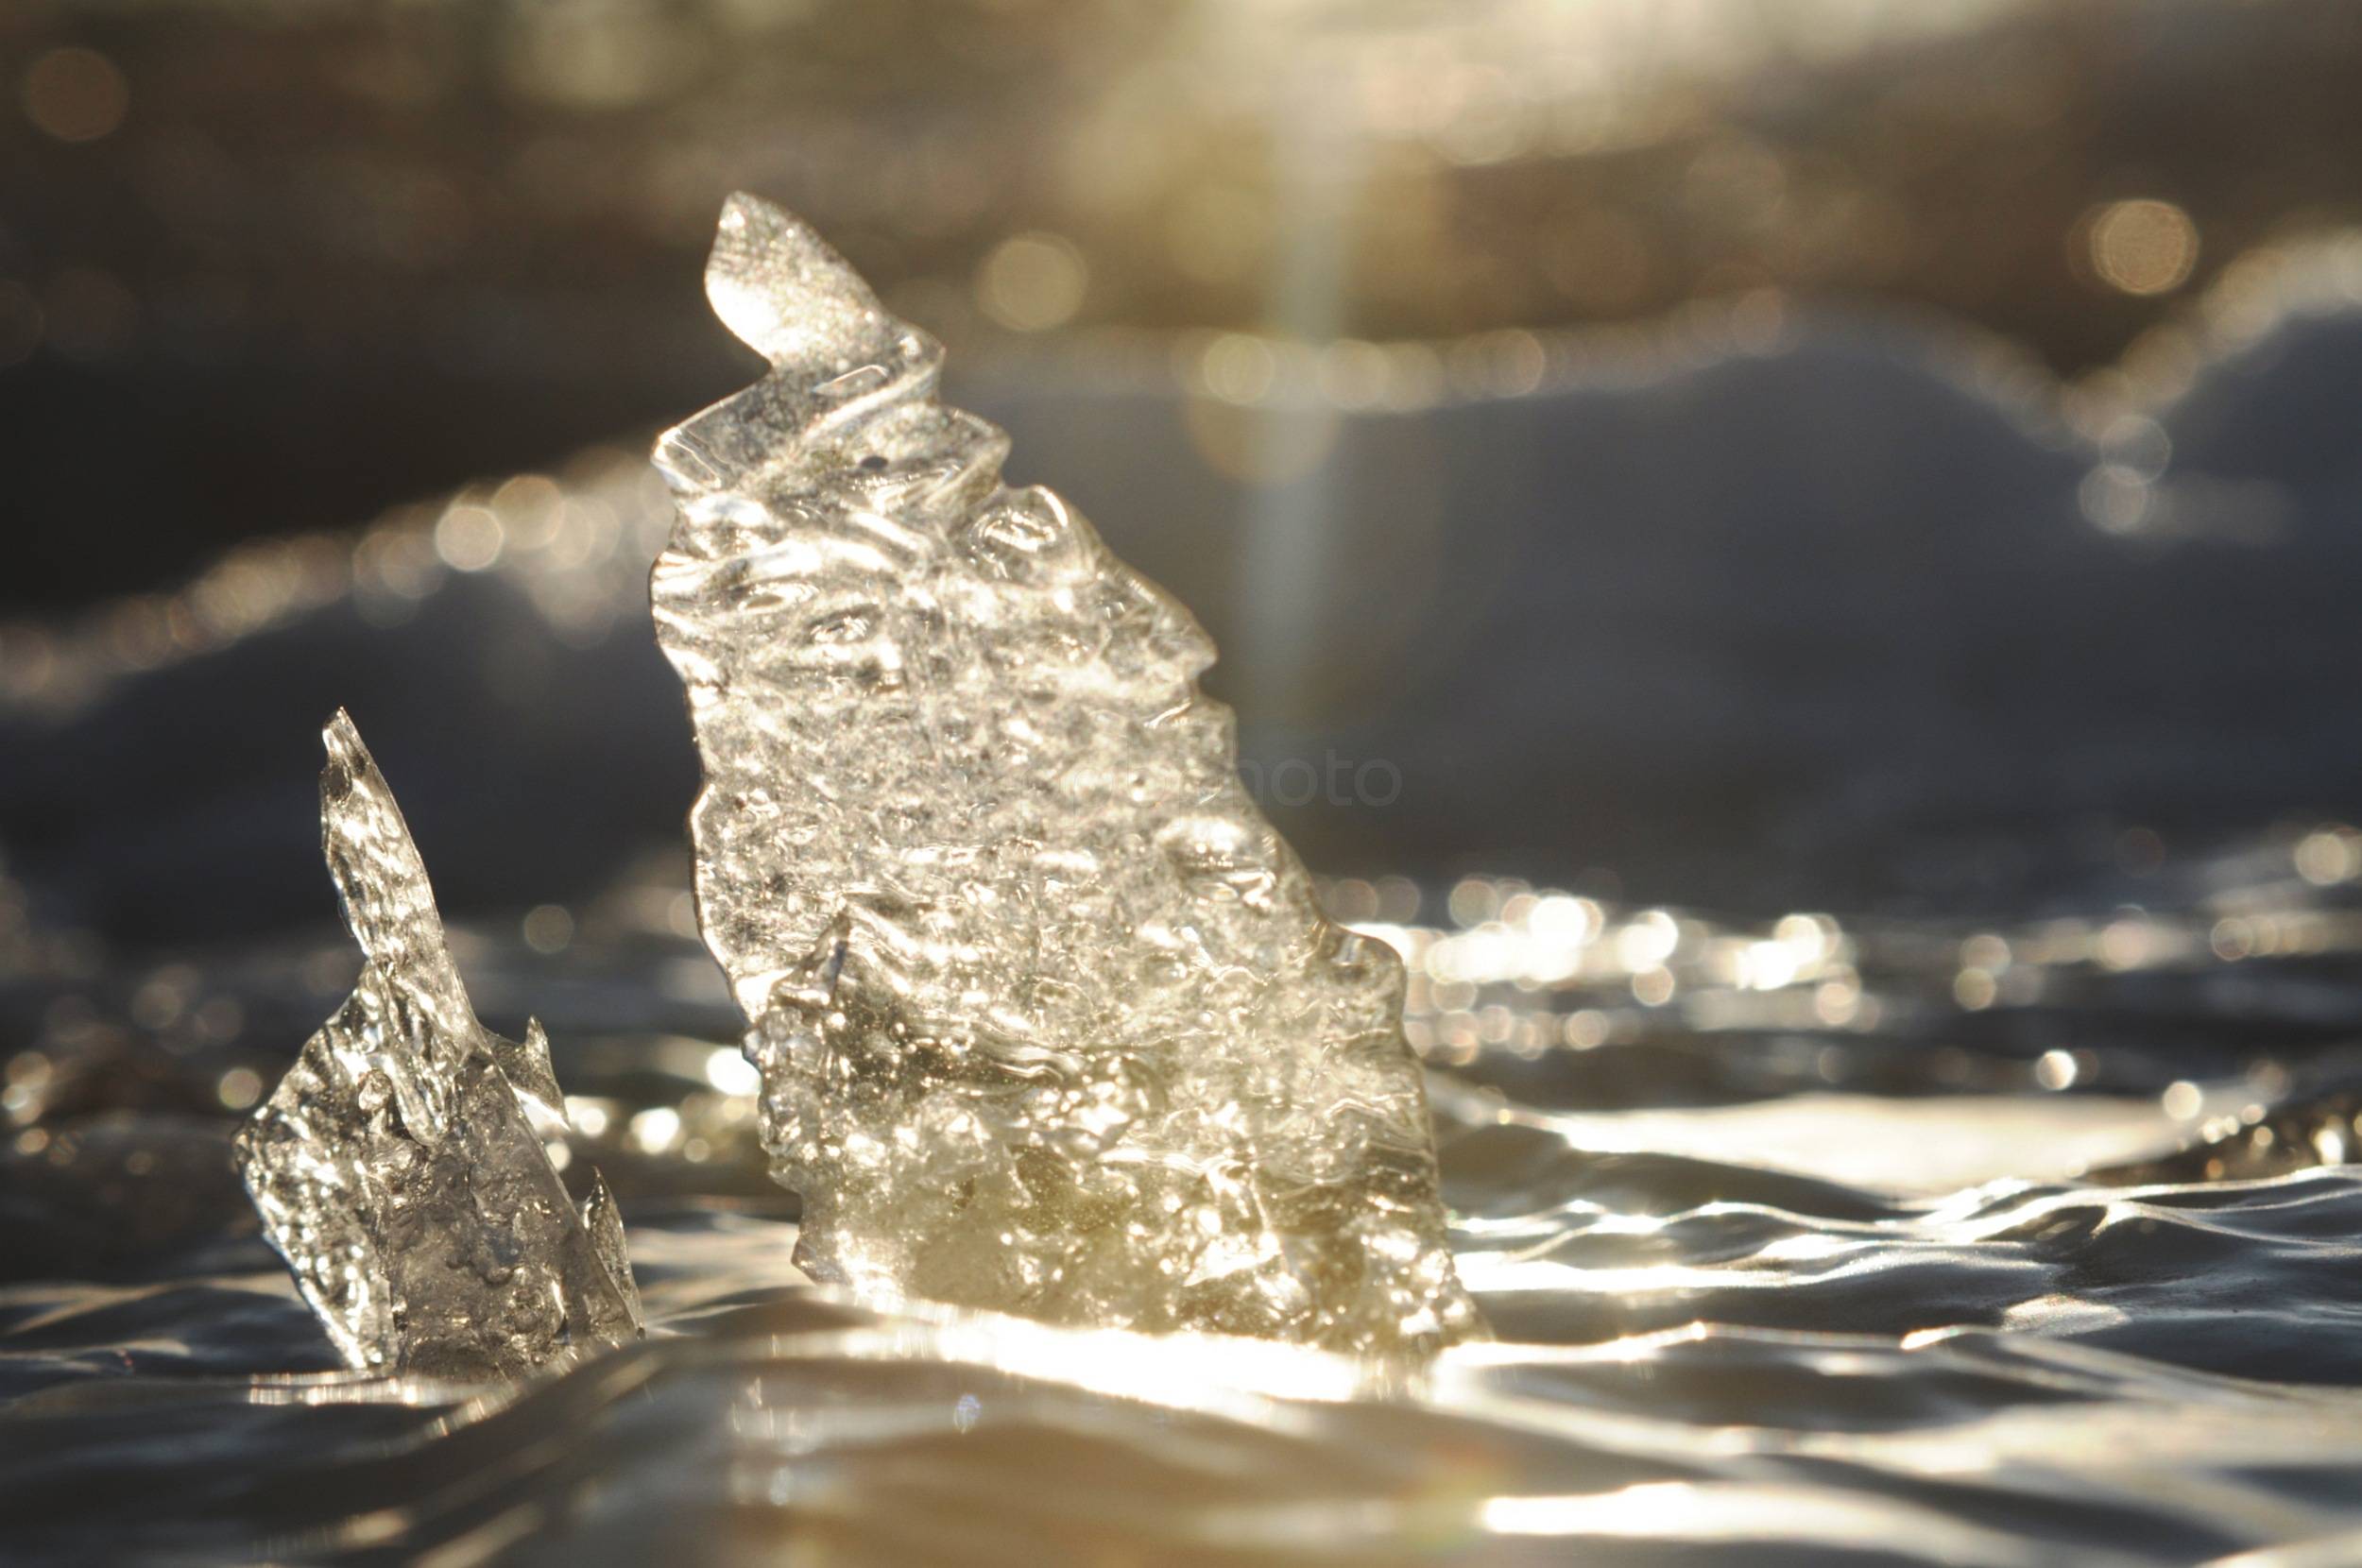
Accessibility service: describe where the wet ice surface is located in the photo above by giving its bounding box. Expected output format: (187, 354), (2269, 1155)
(652, 197), (1472, 1354)
(13, 834), (2362, 1563)
(232, 714), (641, 1379)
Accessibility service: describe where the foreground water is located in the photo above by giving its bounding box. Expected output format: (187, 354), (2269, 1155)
(10, 831), (2362, 1567)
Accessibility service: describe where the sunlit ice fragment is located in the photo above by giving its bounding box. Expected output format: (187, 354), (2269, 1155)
(233, 711), (642, 1378)
(651, 195), (1481, 1355)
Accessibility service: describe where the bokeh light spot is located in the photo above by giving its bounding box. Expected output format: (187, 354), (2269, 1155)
(2295, 827), (2361, 886)
(217, 1066), (264, 1112)
(434, 504), (504, 571)
(22, 47), (128, 143)
(522, 903), (574, 954)
(976, 232), (1087, 332)
(2085, 199), (2199, 296)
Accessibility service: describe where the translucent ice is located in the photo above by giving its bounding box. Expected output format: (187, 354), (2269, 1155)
(651, 196), (1480, 1354)
(234, 713), (642, 1378)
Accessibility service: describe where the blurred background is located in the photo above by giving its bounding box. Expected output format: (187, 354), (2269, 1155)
(7, 0), (2362, 944)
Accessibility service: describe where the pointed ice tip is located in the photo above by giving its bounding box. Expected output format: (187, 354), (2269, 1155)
(320, 708), (370, 800)
(502, 1016), (568, 1133)
(705, 193), (899, 370)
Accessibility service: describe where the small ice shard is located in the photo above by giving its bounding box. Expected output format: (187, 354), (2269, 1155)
(651, 196), (1480, 1354)
(233, 712), (642, 1378)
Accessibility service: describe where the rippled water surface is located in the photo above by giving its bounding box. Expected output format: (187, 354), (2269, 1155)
(12, 836), (2362, 1567)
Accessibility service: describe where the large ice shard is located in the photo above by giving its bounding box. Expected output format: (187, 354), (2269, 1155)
(651, 195), (1480, 1354)
(233, 713), (642, 1378)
